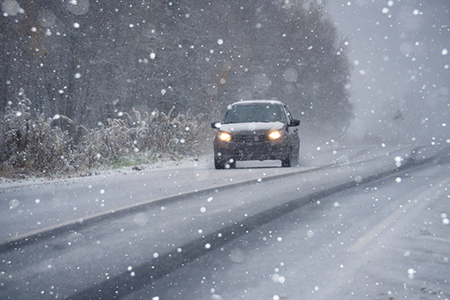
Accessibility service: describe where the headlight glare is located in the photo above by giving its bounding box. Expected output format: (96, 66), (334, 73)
(218, 132), (231, 141)
(268, 130), (282, 140)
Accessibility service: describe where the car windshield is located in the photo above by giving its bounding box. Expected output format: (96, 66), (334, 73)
(223, 105), (285, 124)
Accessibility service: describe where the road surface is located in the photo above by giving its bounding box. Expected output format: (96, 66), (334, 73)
(0, 144), (449, 299)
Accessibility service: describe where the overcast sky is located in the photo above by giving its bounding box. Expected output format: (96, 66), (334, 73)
(326, 0), (449, 144)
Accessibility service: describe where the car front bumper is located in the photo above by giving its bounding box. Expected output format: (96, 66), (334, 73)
(213, 139), (291, 162)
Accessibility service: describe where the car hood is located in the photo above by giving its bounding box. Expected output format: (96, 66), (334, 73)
(219, 122), (285, 133)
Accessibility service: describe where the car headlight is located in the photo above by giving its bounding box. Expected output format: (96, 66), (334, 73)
(218, 132), (231, 141)
(268, 130), (282, 140)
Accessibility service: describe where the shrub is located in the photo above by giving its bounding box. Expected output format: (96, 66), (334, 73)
(0, 90), (74, 177)
(0, 90), (209, 178)
(77, 107), (207, 168)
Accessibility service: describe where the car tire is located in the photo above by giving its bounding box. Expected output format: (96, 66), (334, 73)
(228, 160), (237, 169)
(215, 158), (236, 169)
(292, 150), (299, 167)
(214, 157), (225, 169)
(281, 152), (292, 167)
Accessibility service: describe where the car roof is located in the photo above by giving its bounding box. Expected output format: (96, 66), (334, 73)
(229, 100), (285, 107)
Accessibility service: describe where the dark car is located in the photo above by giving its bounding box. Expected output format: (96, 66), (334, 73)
(211, 100), (300, 169)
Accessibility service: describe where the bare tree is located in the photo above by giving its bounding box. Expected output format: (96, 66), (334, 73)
(1, 0), (352, 136)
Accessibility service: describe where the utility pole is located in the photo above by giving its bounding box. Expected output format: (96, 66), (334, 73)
(393, 110), (404, 144)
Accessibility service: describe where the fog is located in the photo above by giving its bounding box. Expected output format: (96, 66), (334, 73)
(326, 0), (449, 145)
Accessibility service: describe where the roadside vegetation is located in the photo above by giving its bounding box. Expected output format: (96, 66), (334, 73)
(0, 90), (209, 179)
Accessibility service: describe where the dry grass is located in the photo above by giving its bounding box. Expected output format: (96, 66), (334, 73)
(0, 90), (209, 178)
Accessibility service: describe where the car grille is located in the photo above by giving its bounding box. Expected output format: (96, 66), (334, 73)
(232, 134), (268, 143)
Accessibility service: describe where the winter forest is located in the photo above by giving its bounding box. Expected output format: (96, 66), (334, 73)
(1, 0), (352, 127)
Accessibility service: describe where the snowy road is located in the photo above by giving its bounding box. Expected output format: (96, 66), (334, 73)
(0, 144), (449, 299)
(143, 151), (450, 300)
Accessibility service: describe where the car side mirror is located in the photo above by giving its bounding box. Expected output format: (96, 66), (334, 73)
(290, 119), (300, 127)
(211, 122), (221, 129)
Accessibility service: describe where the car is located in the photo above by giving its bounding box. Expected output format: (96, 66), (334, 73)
(211, 100), (300, 169)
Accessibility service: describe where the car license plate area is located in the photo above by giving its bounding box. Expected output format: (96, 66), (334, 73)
(232, 134), (268, 143)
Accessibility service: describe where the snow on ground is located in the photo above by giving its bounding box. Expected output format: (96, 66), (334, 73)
(0, 154), (213, 189)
